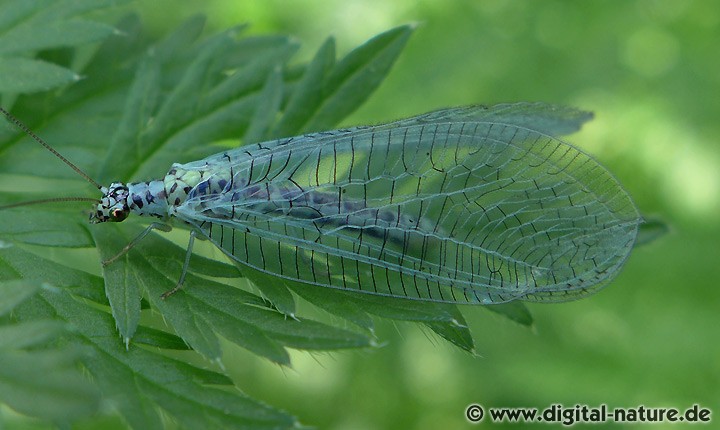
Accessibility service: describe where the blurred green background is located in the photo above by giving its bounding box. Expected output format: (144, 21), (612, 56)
(122, 1), (719, 429)
(13, 1), (710, 429)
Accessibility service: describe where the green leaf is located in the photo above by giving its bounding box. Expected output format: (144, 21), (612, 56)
(134, 29), (243, 166)
(0, 19), (116, 54)
(288, 283), (478, 351)
(0, 278), (42, 316)
(486, 301), (534, 327)
(0, 349), (100, 422)
(43, 288), (297, 430)
(0, 0), (127, 54)
(0, 277), (100, 424)
(635, 216), (669, 247)
(0, 248), (102, 297)
(0, 319), (66, 349)
(131, 324), (191, 350)
(293, 285), (458, 323)
(304, 24), (414, 131)
(91, 226), (372, 363)
(142, 234), (373, 355)
(425, 320), (476, 353)
(0, 0), (128, 95)
(243, 65), (284, 144)
(126, 231), (226, 360)
(0, 57), (80, 93)
(183, 280), (372, 351)
(0, 205), (93, 247)
(3, 248), (298, 428)
(203, 35), (297, 113)
(134, 38), (299, 180)
(243, 269), (297, 316)
(151, 14), (207, 62)
(97, 53), (162, 183)
(272, 36), (336, 137)
(293, 284), (376, 331)
(93, 225), (142, 345)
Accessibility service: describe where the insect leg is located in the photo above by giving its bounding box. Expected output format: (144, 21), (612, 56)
(161, 229), (198, 299)
(102, 222), (173, 266)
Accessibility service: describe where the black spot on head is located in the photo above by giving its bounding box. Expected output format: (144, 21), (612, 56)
(169, 183), (178, 193)
(132, 194), (144, 209)
(183, 185), (192, 194)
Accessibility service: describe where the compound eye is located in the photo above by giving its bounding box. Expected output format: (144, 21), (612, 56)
(111, 208), (128, 221)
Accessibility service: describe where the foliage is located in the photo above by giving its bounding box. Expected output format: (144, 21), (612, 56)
(0, 3), (535, 427)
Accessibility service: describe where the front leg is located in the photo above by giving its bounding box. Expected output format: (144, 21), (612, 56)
(102, 222), (173, 266)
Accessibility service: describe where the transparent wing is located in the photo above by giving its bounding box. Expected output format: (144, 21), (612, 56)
(174, 103), (641, 304)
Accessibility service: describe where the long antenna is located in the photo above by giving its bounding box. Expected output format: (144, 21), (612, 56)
(0, 196), (100, 210)
(0, 107), (102, 189)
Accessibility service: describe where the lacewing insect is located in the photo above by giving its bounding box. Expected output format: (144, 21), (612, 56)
(0, 104), (641, 304)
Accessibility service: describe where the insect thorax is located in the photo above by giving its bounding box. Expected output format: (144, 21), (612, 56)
(91, 161), (227, 224)
(164, 162), (235, 206)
